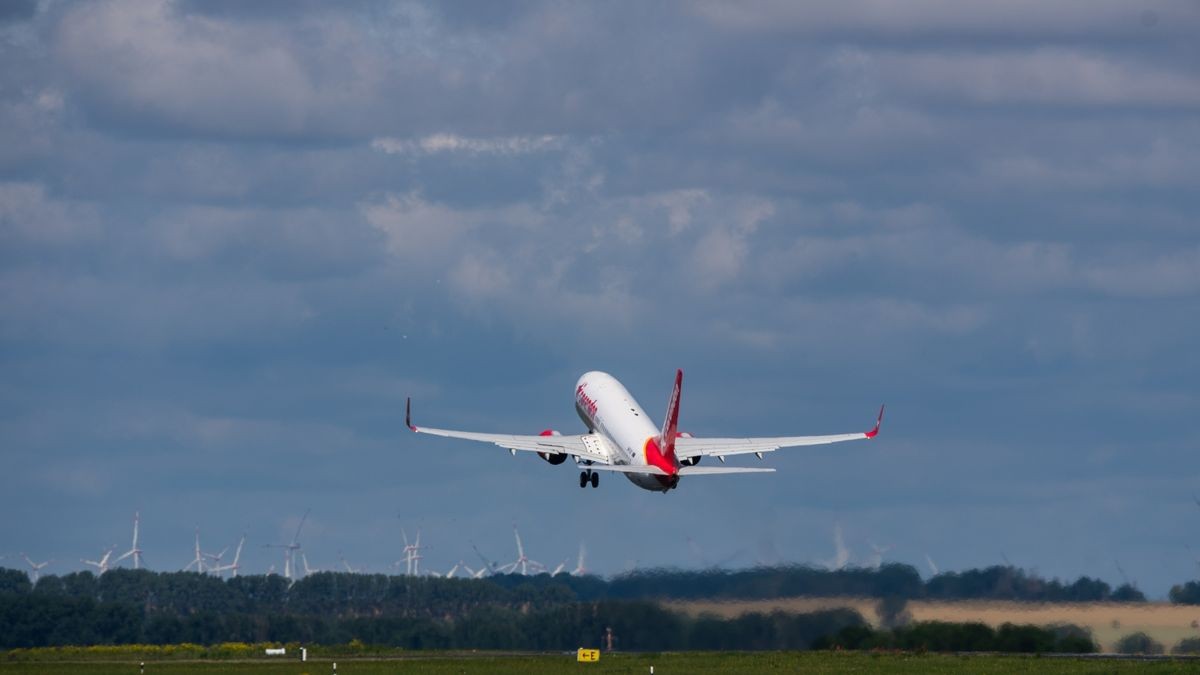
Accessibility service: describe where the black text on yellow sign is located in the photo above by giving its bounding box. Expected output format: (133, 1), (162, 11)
(577, 648), (600, 662)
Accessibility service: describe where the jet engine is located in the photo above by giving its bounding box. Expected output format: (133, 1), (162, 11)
(537, 429), (568, 465)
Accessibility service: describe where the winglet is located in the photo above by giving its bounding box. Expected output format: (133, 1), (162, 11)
(406, 397), (418, 432)
(864, 404), (885, 439)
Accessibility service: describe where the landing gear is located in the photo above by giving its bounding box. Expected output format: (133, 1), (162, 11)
(579, 470), (600, 489)
(590, 471), (599, 488)
(579, 471), (588, 488)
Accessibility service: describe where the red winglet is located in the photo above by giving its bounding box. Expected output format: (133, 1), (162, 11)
(406, 397), (418, 432)
(864, 404), (885, 439)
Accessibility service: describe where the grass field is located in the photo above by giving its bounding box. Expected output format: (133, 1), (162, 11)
(665, 597), (1200, 652)
(2, 652), (1199, 674)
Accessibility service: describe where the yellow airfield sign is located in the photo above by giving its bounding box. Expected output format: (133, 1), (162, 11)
(577, 648), (600, 662)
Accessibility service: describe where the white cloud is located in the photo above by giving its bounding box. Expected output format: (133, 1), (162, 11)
(361, 191), (474, 262)
(56, 0), (316, 135)
(653, 189), (710, 235)
(52, 0), (405, 138)
(362, 191), (547, 261)
(687, 199), (775, 290)
(371, 133), (565, 156)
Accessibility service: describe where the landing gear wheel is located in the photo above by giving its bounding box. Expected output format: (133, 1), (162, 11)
(579, 471), (588, 488)
(590, 471), (599, 488)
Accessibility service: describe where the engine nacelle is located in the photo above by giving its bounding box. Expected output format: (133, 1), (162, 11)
(538, 429), (568, 465)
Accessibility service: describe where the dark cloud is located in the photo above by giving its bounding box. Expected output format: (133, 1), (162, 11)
(1, 0), (1197, 596)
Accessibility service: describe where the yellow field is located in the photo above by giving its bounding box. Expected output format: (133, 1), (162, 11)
(664, 597), (1200, 652)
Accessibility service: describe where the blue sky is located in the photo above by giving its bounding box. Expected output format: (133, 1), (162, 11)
(1, 1), (1198, 596)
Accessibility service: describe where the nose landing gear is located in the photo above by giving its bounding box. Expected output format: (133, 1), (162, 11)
(579, 470), (599, 488)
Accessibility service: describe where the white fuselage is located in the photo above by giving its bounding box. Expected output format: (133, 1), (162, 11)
(574, 371), (679, 491)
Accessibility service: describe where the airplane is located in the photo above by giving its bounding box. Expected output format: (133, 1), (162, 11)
(407, 370), (883, 493)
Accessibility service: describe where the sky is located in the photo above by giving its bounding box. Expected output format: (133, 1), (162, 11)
(1, 0), (1198, 596)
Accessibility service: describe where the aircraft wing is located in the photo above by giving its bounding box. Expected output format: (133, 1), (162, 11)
(674, 405), (884, 460)
(406, 399), (612, 464)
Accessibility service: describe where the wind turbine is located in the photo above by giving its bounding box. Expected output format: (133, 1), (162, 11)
(203, 546), (229, 576)
(113, 511), (145, 570)
(822, 523), (850, 571)
(572, 542), (588, 576)
(867, 541), (893, 569)
(21, 553), (53, 583)
(397, 528), (426, 576)
(299, 551), (321, 576)
(1113, 559), (1142, 593)
(82, 545), (117, 575)
(469, 542), (500, 577)
(211, 534), (246, 578)
(183, 528), (205, 573)
(462, 563), (489, 579)
(502, 524), (544, 575)
(340, 552), (365, 574)
(265, 509), (309, 581)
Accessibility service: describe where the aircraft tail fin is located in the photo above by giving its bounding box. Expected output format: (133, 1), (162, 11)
(660, 369), (683, 462)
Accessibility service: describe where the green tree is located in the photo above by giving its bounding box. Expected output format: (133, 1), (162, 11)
(1110, 583), (1145, 602)
(1169, 581), (1200, 604)
(1173, 636), (1200, 655)
(1115, 631), (1164, 655)
(876, 594), (911, 629)
(0, 568), (32, 594)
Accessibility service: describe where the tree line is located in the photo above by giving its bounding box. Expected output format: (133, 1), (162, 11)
(0, 562), (1153, 614)
(0, 564), (1148, 651)
(1169, 581), (1200, 604)
(589, 564), (1147, 603)
(814, 621), (1096, 653)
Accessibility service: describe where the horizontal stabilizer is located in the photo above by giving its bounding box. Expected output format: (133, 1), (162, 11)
(677, 466), (776, 475)
(586, 464), (668, 476)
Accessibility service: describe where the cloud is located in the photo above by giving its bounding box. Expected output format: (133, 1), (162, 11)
(3, 0), (1199, 596)
(362, 191), (542, 265)
(40, 462), (112, 498)
(653, 189), (710, 235)
(877, 48), (1200, 108)
(146, 204), (381, 281)
(687, 199), (775, 290)
(371, 133), (565, 156)
(1081, 246), (1200, 298)
(449, 251), (512, 301)
(691, 0), (1200, 40)
(0, 182), (99, 248)
(55, 0), (317, 136)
